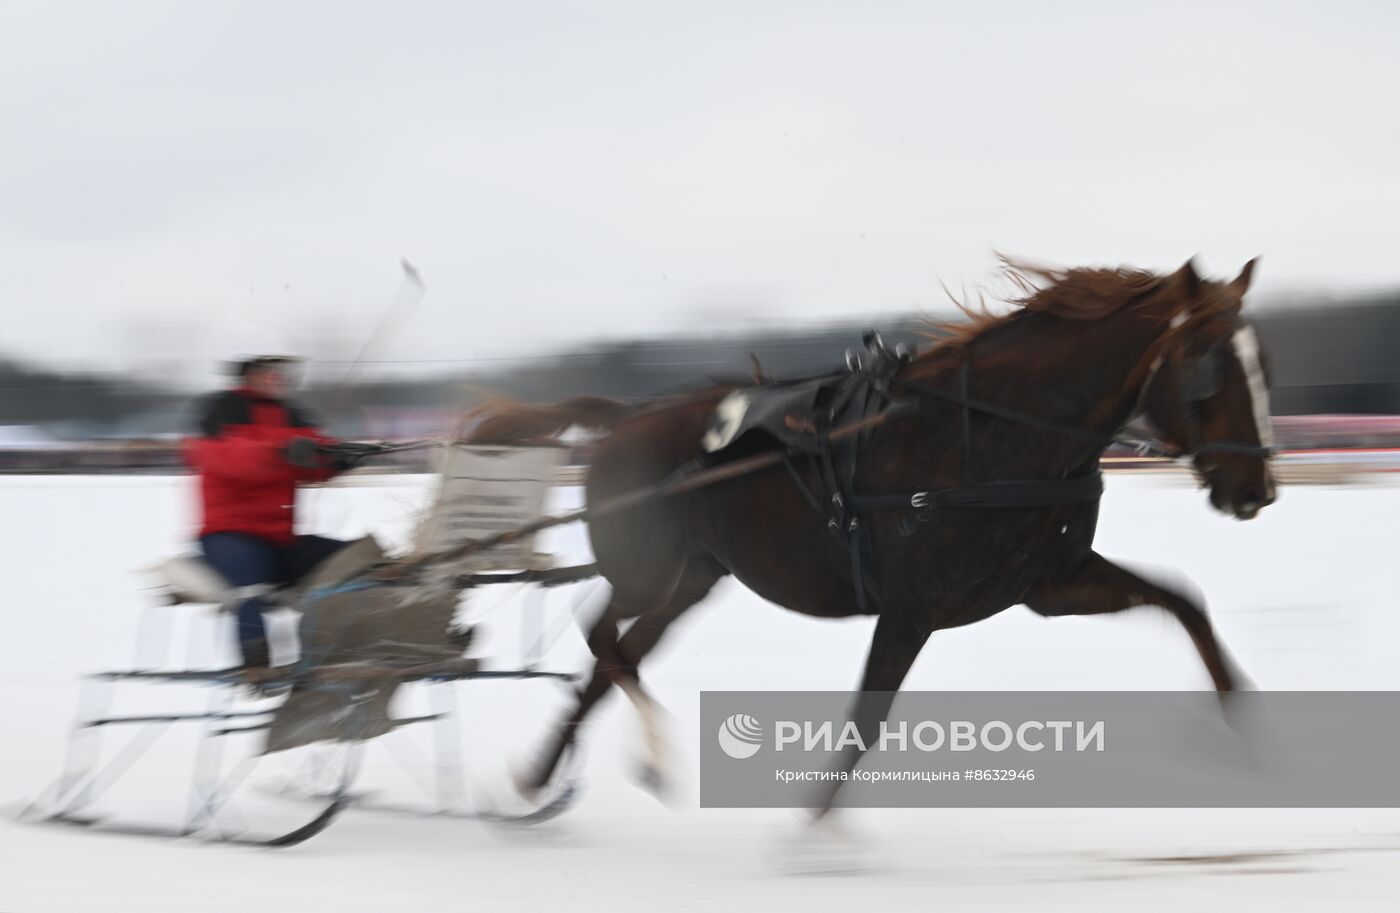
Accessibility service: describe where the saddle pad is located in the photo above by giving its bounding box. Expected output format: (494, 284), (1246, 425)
(701, 376), (841, 455)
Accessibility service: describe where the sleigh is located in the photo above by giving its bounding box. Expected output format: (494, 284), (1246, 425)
(21, 443), (598, 846)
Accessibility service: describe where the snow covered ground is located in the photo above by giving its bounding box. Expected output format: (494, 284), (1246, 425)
(2, 471), (1399, 912)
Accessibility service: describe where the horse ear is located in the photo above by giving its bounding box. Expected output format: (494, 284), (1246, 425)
(1173, 258), (1202, 297)
(1231, 257), (1259, 295)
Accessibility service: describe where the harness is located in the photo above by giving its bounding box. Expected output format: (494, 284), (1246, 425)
(780, 322), (1272, 610)
(776, 336), (1105, 610)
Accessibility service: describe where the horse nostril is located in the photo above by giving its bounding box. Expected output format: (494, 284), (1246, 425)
(1239, 485), (1274, 511)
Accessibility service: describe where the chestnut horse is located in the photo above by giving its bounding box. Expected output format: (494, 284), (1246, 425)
(470, 259), (1276, 813)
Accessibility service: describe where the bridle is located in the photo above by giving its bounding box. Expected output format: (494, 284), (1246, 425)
(1134, 316), (1275, 461)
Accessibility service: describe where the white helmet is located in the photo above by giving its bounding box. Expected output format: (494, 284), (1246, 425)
(220, 325), (304, 379)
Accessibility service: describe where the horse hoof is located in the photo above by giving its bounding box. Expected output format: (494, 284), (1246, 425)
(1223, 648), (1258, 694)
(633, 762), (672, 802)
(511, 763), (547, 800)
(1218, 689), (1267, 753)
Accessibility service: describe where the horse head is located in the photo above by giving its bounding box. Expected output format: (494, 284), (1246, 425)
(1136, 259), (1277, 520)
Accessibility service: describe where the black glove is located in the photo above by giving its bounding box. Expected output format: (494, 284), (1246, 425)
(285, 436), (323, 469)
(318, 441), (394, 471)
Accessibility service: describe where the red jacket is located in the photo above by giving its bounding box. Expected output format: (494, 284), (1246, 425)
(184, 388), (339, 543)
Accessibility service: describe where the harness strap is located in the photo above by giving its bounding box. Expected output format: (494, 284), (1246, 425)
(849, 518), (870, 612)
(959, 359), (975, 485)
(780, 452), (826, 515)
(897, 376), (1115, 447)
(1194, 441), (1274, 457)
(851, 470), (1105, 515)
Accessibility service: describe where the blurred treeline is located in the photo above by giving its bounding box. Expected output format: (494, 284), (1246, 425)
(2, 292), (1398, 448)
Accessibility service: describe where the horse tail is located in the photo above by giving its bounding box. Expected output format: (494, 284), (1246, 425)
(461, 395), (632, 445)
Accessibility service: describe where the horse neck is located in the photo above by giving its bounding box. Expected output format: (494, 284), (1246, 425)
(922, 309), (1166, 471)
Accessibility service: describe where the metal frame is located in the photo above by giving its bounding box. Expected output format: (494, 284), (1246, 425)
(22, 663), (582, 846)
(20, 563), (598, 847)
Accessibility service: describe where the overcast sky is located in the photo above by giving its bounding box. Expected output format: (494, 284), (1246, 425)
(2, 1), (1397, 383)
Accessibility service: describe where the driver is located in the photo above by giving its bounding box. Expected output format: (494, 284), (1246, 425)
(184, 354), (350, 672)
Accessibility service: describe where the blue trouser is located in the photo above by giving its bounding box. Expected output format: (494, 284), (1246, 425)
(200, 532), (348, 659)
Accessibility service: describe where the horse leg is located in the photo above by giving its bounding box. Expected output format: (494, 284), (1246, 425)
(1023, 550), (1246, 693)
(517, 608), (622, 795)
(814, 609), (933, 818)
(597, 559), (727, 793)
(521, 559), (724, 793)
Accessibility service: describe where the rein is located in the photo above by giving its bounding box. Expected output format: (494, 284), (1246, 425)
(365, 318), (1270, 601)
(370, 405), (916, 582)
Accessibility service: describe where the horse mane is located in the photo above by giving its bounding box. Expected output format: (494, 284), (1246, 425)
(926, 256), (1164, 353)
(917, 256), (1243, 392)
